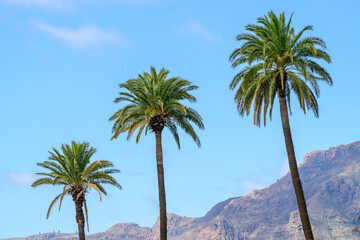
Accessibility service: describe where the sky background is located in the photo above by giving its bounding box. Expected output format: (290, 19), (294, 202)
(0, 0), (359, 238)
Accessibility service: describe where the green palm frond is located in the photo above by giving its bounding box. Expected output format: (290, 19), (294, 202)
(32, 141), (121, 231)
(229, 11), (332, 126)
(109, 67), (204, 149)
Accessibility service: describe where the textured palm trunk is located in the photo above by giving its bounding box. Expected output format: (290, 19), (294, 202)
(278, 94), (314, 240)
(74, 199), (86, 240)
(72, 188), (86, 240)
(155, 131), (167, 240)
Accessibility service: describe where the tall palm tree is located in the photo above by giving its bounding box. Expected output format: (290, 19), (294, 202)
(229, 11), (332, 239)
(109, 67), (204, 240)
(32, 141), (121, 240)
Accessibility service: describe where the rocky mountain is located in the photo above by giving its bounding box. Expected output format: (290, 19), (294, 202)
(5, 141), (360, 239)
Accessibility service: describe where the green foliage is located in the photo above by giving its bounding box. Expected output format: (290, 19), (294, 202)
(229, 11), (332, 126)
(32, 141), (121, 229)
(109, 67), (204, 148)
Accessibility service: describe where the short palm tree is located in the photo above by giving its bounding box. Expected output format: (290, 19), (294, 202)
(109, 67), (204, 240)
(32, 141), (121, 240)
(229, 11), (332, 239)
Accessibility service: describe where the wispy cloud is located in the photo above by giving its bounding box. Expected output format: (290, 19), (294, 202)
(89, 0), (157, 3)
(175, 21), (222, 43)
(228, 158), (289, 195)
(0, 0), (157, 11)
(5, 171), (36, 187)
(279, 158), (289, 176)
(229, 174), (273, 195)
(34, 21), (132, 49)
(77, 0), (159, 6)
(0, 0), (71, 11)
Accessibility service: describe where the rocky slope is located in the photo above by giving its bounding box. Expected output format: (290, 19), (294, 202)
(5, 141), (360, 239)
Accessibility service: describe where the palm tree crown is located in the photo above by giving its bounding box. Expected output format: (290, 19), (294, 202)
(109, 67), (203, 239)
(32, 141), (121, 231)
(109, 67), (204, 148)
(229, 11), (332, 126)
(229, 11), (332, 239)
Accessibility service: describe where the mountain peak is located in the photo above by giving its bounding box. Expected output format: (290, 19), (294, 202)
(302, 141), (360, 165)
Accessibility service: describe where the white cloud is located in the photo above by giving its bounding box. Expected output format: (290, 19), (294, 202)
(0, 0), (71, 11)
(229, 174), (273, 195)
(175, 21), (222, 43)
(228, 158), (290, 196)
(278, 158), (289, 176)
(82, 0), (157, 3)
(5, 171), (36, 187)
(240, 177), (270, 193)
(0, 0), (157, 10)
(34, 21), (132, 49)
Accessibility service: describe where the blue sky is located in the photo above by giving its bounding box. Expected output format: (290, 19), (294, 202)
(0, 0), (359, 238)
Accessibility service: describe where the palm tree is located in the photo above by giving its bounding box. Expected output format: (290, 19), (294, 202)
(32, 141), (121, 240)
(229, 11), (332, 239)
(109, 67), (204, 240)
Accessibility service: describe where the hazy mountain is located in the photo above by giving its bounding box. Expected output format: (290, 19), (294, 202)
(5, 141), (360, 240)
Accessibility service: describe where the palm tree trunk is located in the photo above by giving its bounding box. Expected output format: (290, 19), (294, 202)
(75, 200), (86, 240)
(155, 131), (167, 240)
(278, 94), (314, 240)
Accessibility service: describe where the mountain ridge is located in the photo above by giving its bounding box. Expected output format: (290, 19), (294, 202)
(4, 141), (360, 240)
